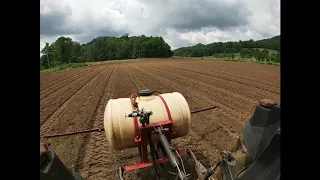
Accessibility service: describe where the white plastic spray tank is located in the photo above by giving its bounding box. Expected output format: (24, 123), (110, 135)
(104, 90), (191, 150)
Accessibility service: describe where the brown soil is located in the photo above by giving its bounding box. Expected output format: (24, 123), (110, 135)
(40, 59), (280, 180)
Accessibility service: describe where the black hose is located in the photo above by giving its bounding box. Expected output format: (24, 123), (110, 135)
(147, 132), (159, 179)
(133, 96), (138, 108)
(204, 160), (223, 180)
(234, 165), (250, 180)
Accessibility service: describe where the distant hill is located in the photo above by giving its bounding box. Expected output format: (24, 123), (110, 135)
(172, 35), (280, 57)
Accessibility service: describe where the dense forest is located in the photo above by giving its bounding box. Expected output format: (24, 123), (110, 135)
(40, 34), (280, 70)
(172, 35), (280, 61)
(40, 34), (172, 69)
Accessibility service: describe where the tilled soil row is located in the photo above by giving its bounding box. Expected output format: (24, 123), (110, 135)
(143, 64), (279, 104)
(123, 64), (147, 90)
(74, 62), (119, 179)
(142, 63), (279, 96)
(40, 65), (94, 90)
(161, 59), (280, 83)
(130, 59), (280, 84)
(40, 65), (112, 136)
(79, 63), (144, 180)
(137, 59), (280, 87)
(40, 66), (107, 126)
(157, 61), (279, 88)
(40, 59), (280, 180)
(41, 64), (116, 170)
(40, 68), (94, 101)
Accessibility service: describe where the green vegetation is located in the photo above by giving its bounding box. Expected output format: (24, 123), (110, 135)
(173, 56), (279, 66)
(40, 34), (281, 71)
(40, 34), (172, 70)
(173, 35), (280, 62)
(40, 63), (87, 75)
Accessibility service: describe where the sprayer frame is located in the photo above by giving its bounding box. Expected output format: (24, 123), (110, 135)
(123, 120), (186, 171)
(123, 91), (187, 171)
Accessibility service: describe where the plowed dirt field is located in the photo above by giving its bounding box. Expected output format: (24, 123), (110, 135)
(40, 59), (280, 180)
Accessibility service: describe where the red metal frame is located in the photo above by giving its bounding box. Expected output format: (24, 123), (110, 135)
(124, 93), (186, 171)
(124, 151), (187, 171)
(124, 120), (187, 171)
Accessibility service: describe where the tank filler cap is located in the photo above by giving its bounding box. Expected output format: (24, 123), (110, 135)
(138, 89), (154, 96)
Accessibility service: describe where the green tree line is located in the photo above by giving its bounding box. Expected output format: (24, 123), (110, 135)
(239, 48), (280, 61)
(208, 48), (280, 62)
(172, 35), (280, 61)
(40, 34), (172, 69)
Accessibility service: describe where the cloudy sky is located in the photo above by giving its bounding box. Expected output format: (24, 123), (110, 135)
(40, 0), (280, 53)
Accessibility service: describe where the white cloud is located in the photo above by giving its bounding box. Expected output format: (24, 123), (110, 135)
(164, 27), (265, 50)
(244, 0), (280, 37)
(40, 0), (280, 53)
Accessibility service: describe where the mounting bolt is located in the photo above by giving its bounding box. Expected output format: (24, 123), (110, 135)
(260, 99), (276, 108)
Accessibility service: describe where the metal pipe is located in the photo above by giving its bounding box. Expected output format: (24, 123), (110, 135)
(158, 128), (187, 180)
(147, 132), (159, 179)
(191, 106), (218, 114)
(43, 128), (105, 138)
(42, 106), (218, 139)
(158, 128), (180, 168)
